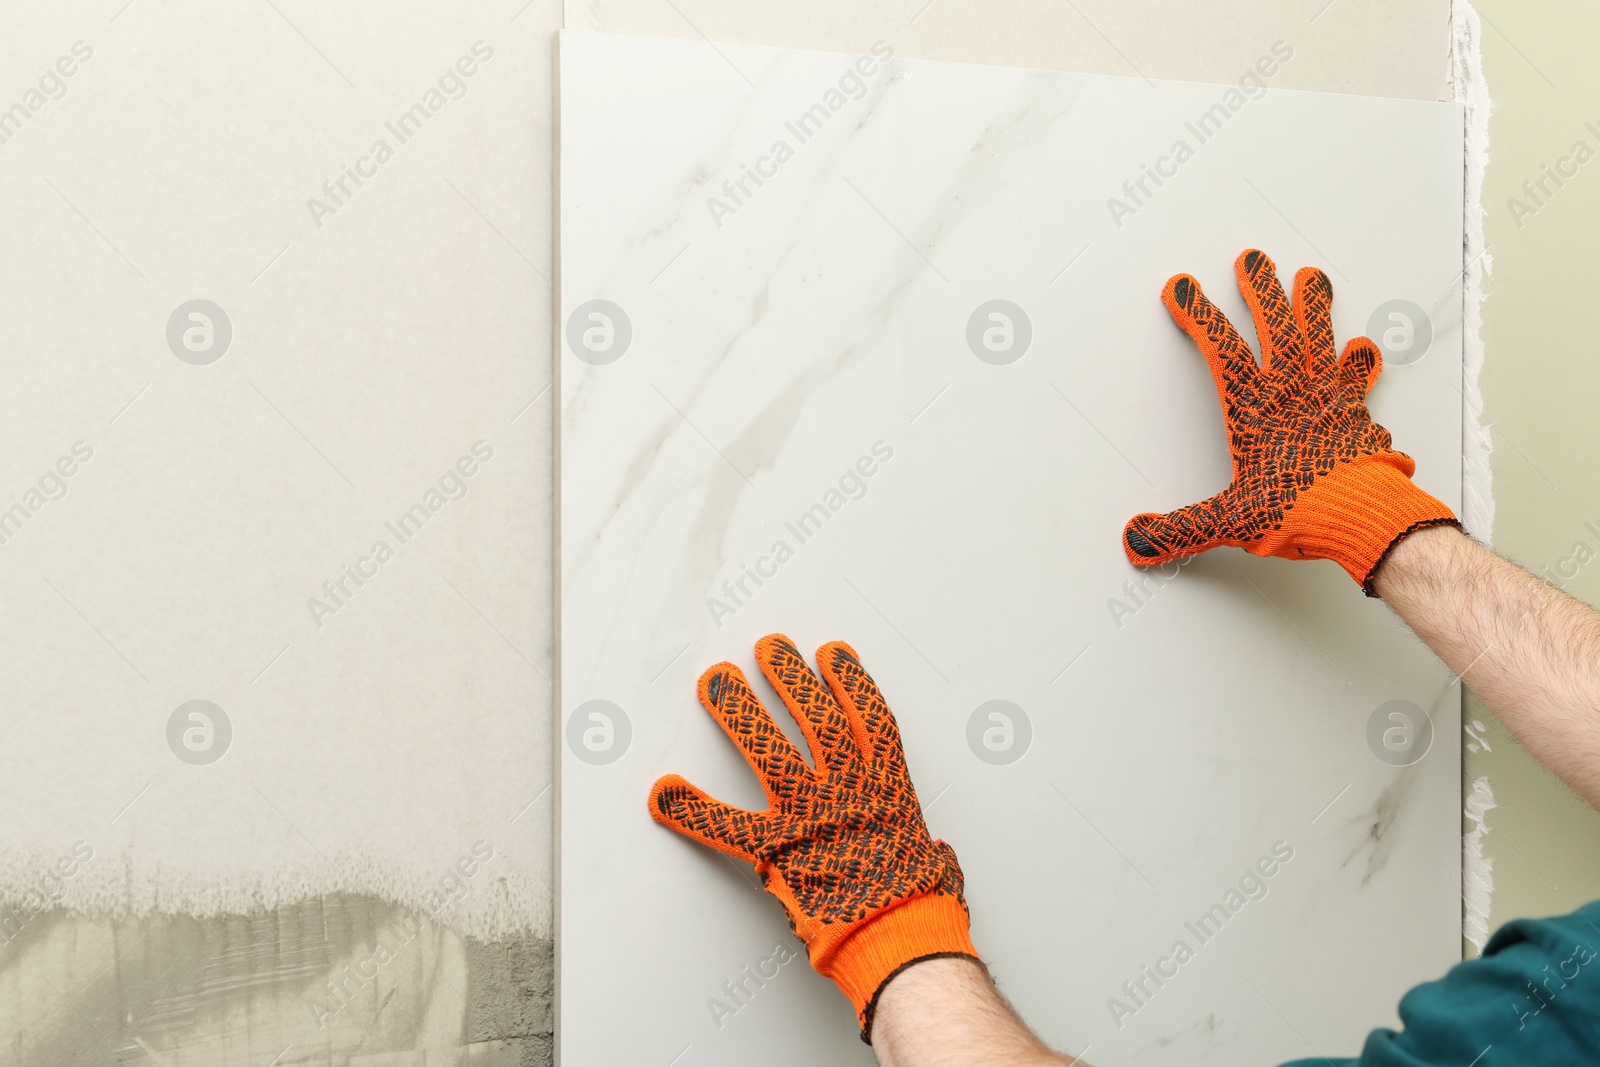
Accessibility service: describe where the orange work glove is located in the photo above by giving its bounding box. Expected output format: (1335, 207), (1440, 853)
(1123, 248), (1460, 595)
(649, 634), (978, 1041)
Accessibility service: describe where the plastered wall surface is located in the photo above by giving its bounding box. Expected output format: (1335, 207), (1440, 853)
(0, 0), (563, 1062)
(1466, 0), (1600, 928)
(0, 0), (559, 937)
(1, 898), (552, 1065)
(562, 0), (1450, 100)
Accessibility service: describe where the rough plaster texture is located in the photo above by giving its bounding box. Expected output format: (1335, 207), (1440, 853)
(466, 930), (554, 1058)
(1450, 0), (1496, 956)
(1, 897), (553, 1066)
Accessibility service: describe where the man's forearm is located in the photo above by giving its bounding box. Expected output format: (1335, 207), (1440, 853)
(1375, 525), (1600, 807)
(871, 957), (1084, 1067)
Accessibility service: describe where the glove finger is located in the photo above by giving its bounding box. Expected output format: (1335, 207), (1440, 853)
(931, 840), (969, 905)
(697, 661), (812, 802)
(1162, 272), (1261, 405)
(755, 633), (860, 771)
(1234, 249), (1305, 377)
(648, 773), (768, 863)
(1337, 335), (1383, 397)
(1364, 424), (1405, 460)
(816, 640), (903, 766)
(1292, 266), (1338, 378)
(1122, 490), (1235, 564)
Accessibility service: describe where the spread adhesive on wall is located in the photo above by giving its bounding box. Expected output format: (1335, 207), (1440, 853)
(1463, 775), (1498, 953)
(1453, 0), (1497, 950)
(1453, 0), (1494, 546)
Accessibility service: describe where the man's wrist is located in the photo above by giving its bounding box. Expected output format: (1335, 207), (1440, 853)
(1371, 522), (1472, 601)
(871, 954), (995, 1036)
(870, 956), (1072, 1066)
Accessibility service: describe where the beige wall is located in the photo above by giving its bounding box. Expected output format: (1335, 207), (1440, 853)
(1468, 0), (1600, 930)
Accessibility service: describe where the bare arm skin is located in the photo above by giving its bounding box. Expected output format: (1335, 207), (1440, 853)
(1374, 524), (1600, 808)
(871, 958), (1081, 1067)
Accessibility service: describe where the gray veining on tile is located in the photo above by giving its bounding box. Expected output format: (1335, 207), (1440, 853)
(559, 30), (1465, 1067)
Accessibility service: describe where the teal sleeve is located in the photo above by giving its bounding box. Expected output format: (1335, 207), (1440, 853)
(1279, 900), (1600, 1067)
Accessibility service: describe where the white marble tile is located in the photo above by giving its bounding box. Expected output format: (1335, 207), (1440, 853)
(559, 29), (1463, 1066)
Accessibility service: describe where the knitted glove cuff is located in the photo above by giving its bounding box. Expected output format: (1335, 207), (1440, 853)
(1276, 456), (1459, 595)
(809, 890), (979, 1043)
